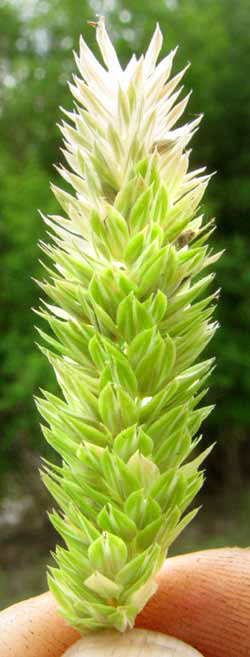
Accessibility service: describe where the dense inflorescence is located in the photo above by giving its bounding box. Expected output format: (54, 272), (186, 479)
(36, 17), (221, 633)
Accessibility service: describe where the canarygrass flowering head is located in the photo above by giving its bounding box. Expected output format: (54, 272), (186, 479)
(36, 16), (221, 633)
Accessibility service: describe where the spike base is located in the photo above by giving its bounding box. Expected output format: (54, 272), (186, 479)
(62, 629), (204, 656)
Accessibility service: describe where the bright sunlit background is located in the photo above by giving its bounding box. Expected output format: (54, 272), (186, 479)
(1, 0), (250, 609)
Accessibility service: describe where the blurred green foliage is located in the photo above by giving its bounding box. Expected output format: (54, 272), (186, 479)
(1, 0), (250, 491)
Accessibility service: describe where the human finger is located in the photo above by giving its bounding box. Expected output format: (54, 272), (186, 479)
(1, 548), (249, 657)
(137, 547), (250, 657)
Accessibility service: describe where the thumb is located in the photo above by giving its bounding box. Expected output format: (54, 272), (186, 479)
(136, 547), (250, 657)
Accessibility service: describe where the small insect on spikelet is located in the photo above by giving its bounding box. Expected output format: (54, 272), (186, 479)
(35, 16), (221, 634)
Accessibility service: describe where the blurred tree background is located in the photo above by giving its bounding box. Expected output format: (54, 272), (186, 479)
(1, 0), (250, 608)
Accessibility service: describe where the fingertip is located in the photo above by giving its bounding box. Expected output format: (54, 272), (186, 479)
(0, 591), (80, 657)
(136, 548), (250, 657)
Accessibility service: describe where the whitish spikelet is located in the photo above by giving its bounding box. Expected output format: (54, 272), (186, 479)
(36, 16), (220, 632)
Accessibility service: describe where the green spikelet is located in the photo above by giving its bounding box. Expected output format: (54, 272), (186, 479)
(36, 17), (221, 633)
